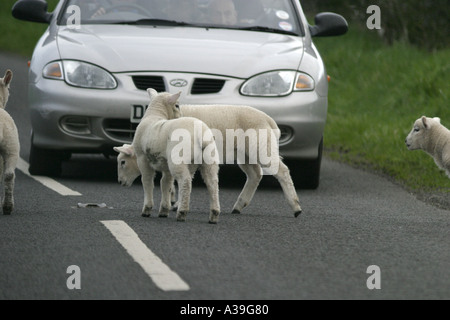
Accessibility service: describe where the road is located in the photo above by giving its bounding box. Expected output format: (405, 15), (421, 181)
(0, 52), (449, 300)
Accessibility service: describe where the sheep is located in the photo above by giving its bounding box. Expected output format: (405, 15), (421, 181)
(405, 116), (450, 178)
(115, 89), (221, 224)
(0, 69), (20, 215)
(179, 104), (302, 217)
(117, 90), (302, 218)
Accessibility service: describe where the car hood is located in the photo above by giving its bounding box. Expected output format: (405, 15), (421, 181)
(56, 25), (304, 78)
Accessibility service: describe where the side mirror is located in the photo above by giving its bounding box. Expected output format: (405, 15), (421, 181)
(12, 0), (52, 24)
(309, 12), (348, 37)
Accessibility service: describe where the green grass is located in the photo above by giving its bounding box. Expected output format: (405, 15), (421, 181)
(1, 2), (449, 192)
(0, 0), (59, 57)
(314, 26), (450, 192)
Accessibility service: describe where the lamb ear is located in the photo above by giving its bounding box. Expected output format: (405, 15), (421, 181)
(114, 144), (134, 156)
(147, 88), (158, 99)
(168, 91), (182, 105)
(433, 117), (441, 124)
(421, 116), (429, 129)
(4, 69), (12, 86)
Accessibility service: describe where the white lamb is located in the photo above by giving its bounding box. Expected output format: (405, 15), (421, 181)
(115, 89), (221, 224)
(180, 104), (302, 217)
(117, 90), (302, 218)
(406, 116), (450, 177)
(0, 69), (20, 215)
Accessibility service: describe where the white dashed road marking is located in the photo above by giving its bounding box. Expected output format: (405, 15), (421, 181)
(17, 159), (187, 291)
(101, 220), (190, 291)
(17, 158), (82, 196)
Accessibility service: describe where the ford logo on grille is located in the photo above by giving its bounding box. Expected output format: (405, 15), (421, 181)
(170, 79), (188, 87)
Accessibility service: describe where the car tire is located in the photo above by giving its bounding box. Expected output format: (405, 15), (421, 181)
(286, 138), (323, 190)
(28, 135), (67, 177)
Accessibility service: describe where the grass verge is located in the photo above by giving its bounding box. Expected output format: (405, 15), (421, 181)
(314, 26), (450, 195)
(0, 0), (59, 57)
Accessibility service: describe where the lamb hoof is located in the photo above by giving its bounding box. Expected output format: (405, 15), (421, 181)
(159, 207), (169, 218)
(176, 211), (187, 222)
(209, 210), (220, 224)
(3, 204), (13, 215)
(141, 206), (152, 217)
(294, 210), (302, 218)
(231, 209), (241, 214)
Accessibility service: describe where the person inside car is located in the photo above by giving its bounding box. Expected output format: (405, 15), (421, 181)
(207, 0), (238, 25)
(166, 0), (201, 22)
(233, 0), (265, 25)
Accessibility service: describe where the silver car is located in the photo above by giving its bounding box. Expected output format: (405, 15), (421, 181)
(13, 0), (347, 188)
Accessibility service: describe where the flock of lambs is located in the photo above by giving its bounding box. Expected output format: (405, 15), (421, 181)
(1, 69), (449, 220)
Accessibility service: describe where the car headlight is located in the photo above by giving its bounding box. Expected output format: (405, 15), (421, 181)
(240, 71), (314, 97)
(43, 60), (117, 89)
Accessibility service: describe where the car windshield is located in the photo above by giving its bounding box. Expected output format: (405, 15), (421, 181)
(59, 0), (303, 35)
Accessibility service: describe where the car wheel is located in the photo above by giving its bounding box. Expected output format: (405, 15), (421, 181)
(286, 138), (323, 190)
(28, 135), (68, 177)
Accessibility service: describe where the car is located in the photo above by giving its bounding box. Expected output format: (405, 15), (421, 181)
(12, 0), (347, 188)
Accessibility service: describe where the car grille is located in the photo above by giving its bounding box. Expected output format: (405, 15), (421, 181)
(191, 78), (225, 94)
(132, 76), (166, 91)
(131, 76), (225, 94)
(103, 119), (137, 142)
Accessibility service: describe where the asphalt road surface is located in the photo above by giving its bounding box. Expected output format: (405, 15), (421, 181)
(0, 52), (448, 300)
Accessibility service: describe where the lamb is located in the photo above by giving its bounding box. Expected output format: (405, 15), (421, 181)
(405, 116), (450, 177)
(0, 69), (20, 215)
(179, 104), (302, 217)
(115, 89), (221, 224)
(117, 90), (302, 218)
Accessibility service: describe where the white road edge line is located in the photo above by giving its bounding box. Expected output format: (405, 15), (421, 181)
(101, 220), (190, 292)
(16, 158), (82, 196)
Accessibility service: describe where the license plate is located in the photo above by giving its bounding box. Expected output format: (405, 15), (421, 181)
(130, 104), (148, 123)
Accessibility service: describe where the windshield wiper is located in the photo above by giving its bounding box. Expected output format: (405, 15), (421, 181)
(112, 20), (298, 35)
(114, 19), (194, 26)
(235, 25), (298, 36)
